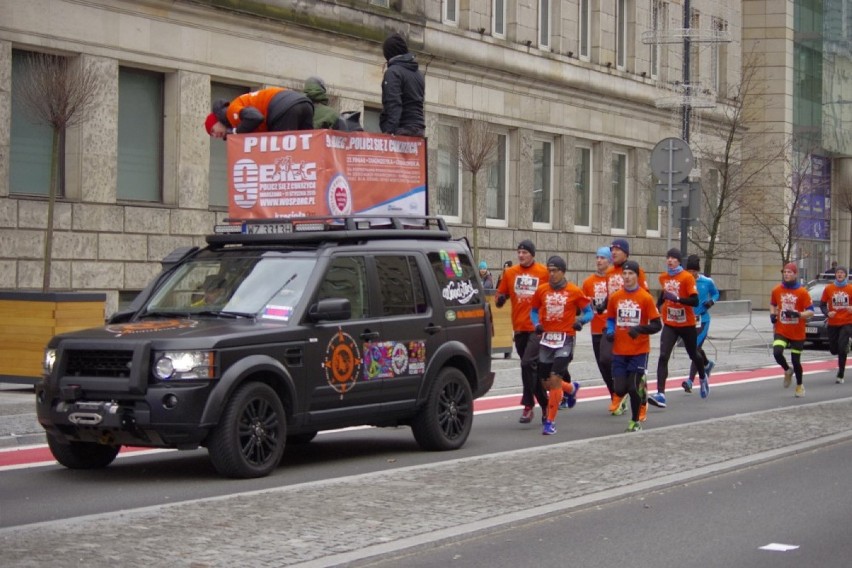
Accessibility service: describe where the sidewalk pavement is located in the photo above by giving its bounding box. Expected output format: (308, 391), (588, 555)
(0, 311), (826, 447)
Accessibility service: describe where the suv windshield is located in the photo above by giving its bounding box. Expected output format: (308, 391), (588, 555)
(145, 253), (316, 322)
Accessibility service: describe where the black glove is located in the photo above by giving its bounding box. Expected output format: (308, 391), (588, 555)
(663, 291), (679, 303)
(605, 331), (615, 342)
(782, 310), (800, 318)
(495, 294), (507, 308)
(770, 314), (778, 324)
(703, 299), (715, 309)
(628, 327), (640, 339)
(573, 321), (583, 331)
(535, 324), (544, 336)
(594, 299), (607, 314)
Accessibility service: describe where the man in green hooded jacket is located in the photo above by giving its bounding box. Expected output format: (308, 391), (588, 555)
(303, 76), (340, 129)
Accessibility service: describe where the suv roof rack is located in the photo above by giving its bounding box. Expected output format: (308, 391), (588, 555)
(207, 215), (452, 247)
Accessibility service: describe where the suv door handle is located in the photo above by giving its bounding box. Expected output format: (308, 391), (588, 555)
(424, 324), (442, 335)
(360, 330), (380, 340)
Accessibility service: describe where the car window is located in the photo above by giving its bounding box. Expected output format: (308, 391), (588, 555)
(427, 249), (482, 307)
(808, 284), (825, 303)
(316, 256), (369, 319)
(376, 255), (428, 316)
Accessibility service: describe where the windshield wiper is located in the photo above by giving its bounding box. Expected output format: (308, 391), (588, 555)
(139, 310), (192, 319)
(195, 310), (255, 319)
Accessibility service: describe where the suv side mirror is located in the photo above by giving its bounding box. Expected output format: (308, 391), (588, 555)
(307, 298), (352, 322)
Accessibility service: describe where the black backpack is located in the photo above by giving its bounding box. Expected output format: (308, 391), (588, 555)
(333, 111), (363, 132)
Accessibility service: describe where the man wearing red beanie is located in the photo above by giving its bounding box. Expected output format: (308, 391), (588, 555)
(770, 262), (814, 397)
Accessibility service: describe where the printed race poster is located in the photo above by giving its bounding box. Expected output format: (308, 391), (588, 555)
(226, 130), (426, 219)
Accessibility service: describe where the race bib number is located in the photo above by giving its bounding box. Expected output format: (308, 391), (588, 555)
(541, 331), (566, 348)
(667, 305), (687, 323)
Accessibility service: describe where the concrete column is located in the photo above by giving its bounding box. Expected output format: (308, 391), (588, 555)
(164, 70), (209, 209)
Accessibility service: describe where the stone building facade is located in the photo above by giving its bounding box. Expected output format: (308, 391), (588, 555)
(1, 0), (762, 315)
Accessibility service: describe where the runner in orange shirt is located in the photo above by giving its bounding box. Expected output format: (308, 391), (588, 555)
(495, 240), (550, 423)
(530, 255), (592, 435)
(605, 260), (661, 432)
(770, 263), (814, 396)
(820, 265), (852, 383)
(583, 246), (626, 415)
(649, 248), (706, 409)
(205, 87), (314, 139)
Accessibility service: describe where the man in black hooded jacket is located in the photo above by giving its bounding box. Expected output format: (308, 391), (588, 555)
(380, 33), (425, 137)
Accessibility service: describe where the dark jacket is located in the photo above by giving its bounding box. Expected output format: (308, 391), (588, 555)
(380, 53), (425, 137)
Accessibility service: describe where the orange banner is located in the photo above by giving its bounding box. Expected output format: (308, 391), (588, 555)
(226, 130), (427, 219)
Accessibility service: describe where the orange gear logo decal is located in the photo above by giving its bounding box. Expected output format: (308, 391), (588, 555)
(323, 327), (363, 398)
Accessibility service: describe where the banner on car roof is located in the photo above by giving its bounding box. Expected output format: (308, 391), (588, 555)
(226, 130), (427, 219)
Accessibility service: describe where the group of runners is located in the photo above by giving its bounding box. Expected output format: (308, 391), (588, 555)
(494, 239), (852, 434)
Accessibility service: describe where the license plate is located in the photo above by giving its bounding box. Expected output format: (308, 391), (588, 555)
(806, 327), (817, 334)
(245, 222), (293, 235)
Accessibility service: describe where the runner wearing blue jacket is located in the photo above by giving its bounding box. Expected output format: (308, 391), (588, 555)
(682, 255), (720, 398)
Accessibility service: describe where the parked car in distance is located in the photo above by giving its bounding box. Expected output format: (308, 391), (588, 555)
(805, 280), (829, 346)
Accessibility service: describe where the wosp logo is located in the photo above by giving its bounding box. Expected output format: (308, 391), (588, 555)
(232, 158), (318, 209)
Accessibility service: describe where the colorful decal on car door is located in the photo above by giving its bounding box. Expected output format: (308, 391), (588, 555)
(323, 327), (363, 398)
(362, 340), (427, 380)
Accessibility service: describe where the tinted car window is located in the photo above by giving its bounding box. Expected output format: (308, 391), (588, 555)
(316, 256), (369, 319)
(376, 256), (428, 316)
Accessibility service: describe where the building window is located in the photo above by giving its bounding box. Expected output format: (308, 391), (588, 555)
(209, 83), (249, 208)
(443, 0), (458, 25)
(711, 18), (728, 95)
(533, 139), (553, 227)
(370, 0), (389, 7)
(690, 10), (700, 88)
(118, 67), (163, 202)
(435, 123), (461, 222)
(579, 0), (591, 59)
(611, 152), (627, 230)
(539, 0), (551, 50)
(10, 50), (57, 196)
(650, 0), (663, 78)
(574, 147), (592, 229)
(616, 0), (627, 69)
(486, 134), (508, 223)
(646, 176), (660, 235)
(493, 0), (506, 38)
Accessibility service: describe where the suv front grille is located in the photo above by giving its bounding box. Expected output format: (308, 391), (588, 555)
(65, 350), (135, 378)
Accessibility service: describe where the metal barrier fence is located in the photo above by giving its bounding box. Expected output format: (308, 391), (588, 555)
(705, 299), (771, 355)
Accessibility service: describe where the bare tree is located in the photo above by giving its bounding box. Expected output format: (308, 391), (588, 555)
(458, 116), (499, 262)
(688, 52), (788, 276)
(13, 52), (100, 291)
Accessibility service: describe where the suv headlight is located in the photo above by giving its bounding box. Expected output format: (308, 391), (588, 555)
(43, 348), (57, 375)
(153, 351), (216, 381)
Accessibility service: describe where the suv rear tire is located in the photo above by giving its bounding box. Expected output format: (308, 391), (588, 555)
(46, 433), (120, 469)
(411, 367), (473, 451)
(207, 382), (287, 478)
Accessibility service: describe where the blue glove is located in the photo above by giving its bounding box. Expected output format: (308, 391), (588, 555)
(495, 294), (507, 308)
(663, 291), (679, 303)
(770, 314), (777, 324)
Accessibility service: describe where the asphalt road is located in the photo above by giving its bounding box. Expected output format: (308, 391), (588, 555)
(351, 437), (852, 568)
(1, 364), (848, 529)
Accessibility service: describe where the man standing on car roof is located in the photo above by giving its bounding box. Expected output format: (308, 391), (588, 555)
(495, 240), (550, 424)
(770, 263), (814, 397)
(530, 255), (592, 435)
(820, 265), (852, 383)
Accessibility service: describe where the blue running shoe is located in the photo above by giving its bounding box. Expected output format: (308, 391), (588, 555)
(542, 420), (557, 435)
(705, 359), (715, 377)
(566, 381), (581, 409)
(700, 376), (710, 399)
(559, 395), (570, 409)
(648, 392), (667, 408)
(682, 379), (693, 393)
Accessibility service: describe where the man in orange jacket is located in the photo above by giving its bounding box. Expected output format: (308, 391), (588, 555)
(205, 87), (314, 139)
(495, 240), (550, 424)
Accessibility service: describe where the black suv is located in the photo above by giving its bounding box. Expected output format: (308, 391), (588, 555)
(36, 216), (494, 478)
